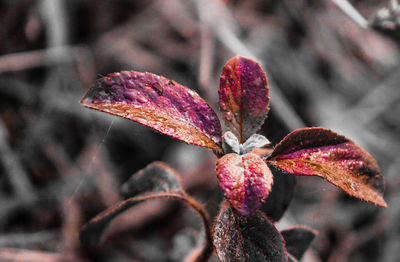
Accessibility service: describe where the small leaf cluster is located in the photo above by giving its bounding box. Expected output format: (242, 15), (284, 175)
(80, 56), (386, 261)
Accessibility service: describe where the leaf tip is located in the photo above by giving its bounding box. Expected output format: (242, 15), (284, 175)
(374, 196), (388, 208)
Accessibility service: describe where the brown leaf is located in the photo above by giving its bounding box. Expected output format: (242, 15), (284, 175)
(268, 128), (387, 207)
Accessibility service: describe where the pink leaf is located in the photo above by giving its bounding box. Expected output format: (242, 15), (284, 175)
(216, 153), (273, 216)
(81, 71), (222, 150)
(218, 56), (270, 143)
(267, 127), (387, 207)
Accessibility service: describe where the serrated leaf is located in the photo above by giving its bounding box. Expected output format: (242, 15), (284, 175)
(267, 128), (387, 207)
(212, 203), (288, 262)
(260, 163), (296, 222)
(281, 225), (317, 260)
(218, 56), (269, 143)
(81, 162), (188, 246)
(81, 71), (222, 150)
(120, 161), (182, 198)
(216, 153), (273, 217)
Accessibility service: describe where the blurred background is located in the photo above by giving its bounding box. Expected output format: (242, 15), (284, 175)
(0, 0), (399, 261)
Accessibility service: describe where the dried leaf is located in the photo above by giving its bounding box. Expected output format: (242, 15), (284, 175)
(80, 162), (187, 245)
(212, 203), (288, 262)
(120, 161), (182, 198)
(259, 163), (296, 222)
(216, 153), (273, 217)
(81, 71), (222, 150)
(218, 56), (269, 143)
(267, 128), (387, 207)
(280, 225), (317, 260)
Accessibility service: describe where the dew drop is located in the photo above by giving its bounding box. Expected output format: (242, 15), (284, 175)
(121, 71), (131, 79)
(225, 111), (233, 121)
(137, 96), (148, 103)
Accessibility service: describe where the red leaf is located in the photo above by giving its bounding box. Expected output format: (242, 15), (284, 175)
(216, 153), (273, 217)
(212, 203), (288, 262)
(218, 56), (269, 143)
(81, 71), (222, 150)
(267, 128), (387, 207)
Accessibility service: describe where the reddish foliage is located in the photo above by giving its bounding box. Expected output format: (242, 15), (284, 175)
(218, 56), (269, 143)
(81, 71), (222, 150)
(267, 128), (387, 207)
(216, 153), (273, 217)
(80, 56), (387, 262)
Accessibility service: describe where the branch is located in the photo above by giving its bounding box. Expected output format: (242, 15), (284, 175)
(332, 0), (369, 29)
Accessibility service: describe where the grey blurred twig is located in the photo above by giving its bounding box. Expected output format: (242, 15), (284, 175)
(0, 230), (60, 248)
(331, 0), (369, 29)
(198, 23), (216, 101)
(0, 45), (89, 73)
(0, 248), (62, 262)
(0, 119), (35, 201)
(40, 0), (68, 49)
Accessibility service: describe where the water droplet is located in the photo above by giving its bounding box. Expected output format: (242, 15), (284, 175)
(225, 111), (232, 121)
(137, 96), (148, 103)
(188, 89), (196, 98)
(121, 71), (131, 79)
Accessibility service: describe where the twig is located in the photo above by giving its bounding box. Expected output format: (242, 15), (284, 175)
(182, 195), (214, 262)
(0, 248), (63, 262)
(58, 199), (82, 261)
(40, 0), (68, 48)
(198, 21), (216, 101)
(0, 231), (59, 247)
(0, 45), (88, 73)
(331, 0), (369, 29)
(0, 119), (36, 201)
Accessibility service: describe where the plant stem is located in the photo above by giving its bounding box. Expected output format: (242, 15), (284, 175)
(183, 195), (214, 262)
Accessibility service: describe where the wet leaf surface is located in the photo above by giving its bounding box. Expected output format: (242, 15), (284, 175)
(212, 203), (288, 262)
(260, 163), (296, 222)
(81, 71), (222, 150)
(216, 153), (273, 217)
(280, 225), (317, 260)
(267, 127), (387, 207)
(218, 56), (269, 143)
